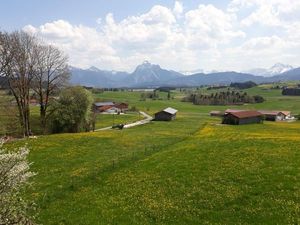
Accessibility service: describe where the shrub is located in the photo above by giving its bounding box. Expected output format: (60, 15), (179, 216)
(49, 86), (94, 133)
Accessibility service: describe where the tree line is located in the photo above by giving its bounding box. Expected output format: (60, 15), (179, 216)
(182, 90), (265, 105)
(230, 81), (257, 89)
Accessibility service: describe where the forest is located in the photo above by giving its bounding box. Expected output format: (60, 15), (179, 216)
(182, 90), (265, 105)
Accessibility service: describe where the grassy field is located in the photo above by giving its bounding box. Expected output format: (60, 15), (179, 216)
(4, 85), (300, 224)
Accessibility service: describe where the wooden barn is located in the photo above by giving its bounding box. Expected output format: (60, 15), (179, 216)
(222, 111), (263, 125)
(154, 107), (178, 121)
(115, 102), (129, 112)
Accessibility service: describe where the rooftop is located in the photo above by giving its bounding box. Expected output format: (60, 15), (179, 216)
(162, 107), (178, 115)
(258, 110), (291, 116)
(94, 102), (115, 107)
(227, 111), (262, 119)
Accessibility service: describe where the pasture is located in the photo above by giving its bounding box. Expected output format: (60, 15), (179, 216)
(4, 85), (300, 224)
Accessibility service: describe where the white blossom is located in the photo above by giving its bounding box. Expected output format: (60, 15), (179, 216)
(0, 141), (36, 225)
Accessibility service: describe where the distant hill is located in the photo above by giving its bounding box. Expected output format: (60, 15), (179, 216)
(167, 72), (265, 87)
(70, 66), (129, 88)
(69, 62), (300, 88)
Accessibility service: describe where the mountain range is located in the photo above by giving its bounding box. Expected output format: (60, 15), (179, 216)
(70, 61), (300, 88)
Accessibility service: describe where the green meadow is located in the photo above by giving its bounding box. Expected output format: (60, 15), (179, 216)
(4, 85), (300, 224)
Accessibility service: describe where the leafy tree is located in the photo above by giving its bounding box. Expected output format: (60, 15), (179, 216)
(0, 143), (36, 224)
(49, 86), (94, 133)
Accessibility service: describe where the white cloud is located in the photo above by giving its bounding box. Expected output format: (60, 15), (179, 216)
(173, 1), (183, 17)
(241, 35), (286, 52)
(184, 4), (245, 48)
(241, 4), (281, 27)
(22, 1), (300, 72)
(229, 0), (300, 27)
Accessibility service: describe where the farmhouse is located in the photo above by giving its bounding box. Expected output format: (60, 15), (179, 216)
(154, 107), (178, 121)
(258, 110), (289, 121)
(222, 111), (263, 125)
(93, 102), (115, 112)
(115, 102), (129, 112)
(93, 101), (129, 114)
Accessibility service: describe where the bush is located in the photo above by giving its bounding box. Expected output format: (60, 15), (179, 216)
(49, 86), (94, 133)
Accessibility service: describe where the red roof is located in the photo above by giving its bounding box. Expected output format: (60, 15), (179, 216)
(281, 111), (291, 116)
(99, 105), (113, 111)
(115, 103), (128, 109)
(258, 110), (279, 116)
(227, 111), (262, 119)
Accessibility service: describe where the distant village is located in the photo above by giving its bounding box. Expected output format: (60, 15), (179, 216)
(211, 109), (295, 125)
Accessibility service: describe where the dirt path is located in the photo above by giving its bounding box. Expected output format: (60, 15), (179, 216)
(94, 111), (153, 131)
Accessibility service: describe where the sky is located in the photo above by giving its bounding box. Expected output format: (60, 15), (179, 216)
(1, 0), (300, 72)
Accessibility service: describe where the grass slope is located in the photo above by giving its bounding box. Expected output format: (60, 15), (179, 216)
(4, 86), (300, 224)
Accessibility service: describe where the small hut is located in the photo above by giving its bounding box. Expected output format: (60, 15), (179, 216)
(154, 107), (178, 121)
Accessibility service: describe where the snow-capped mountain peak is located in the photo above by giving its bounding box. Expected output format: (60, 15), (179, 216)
(269, 63), (293, 75)
(135, 60), (160, 71)
(88, 66), (101, 72)
(244, 63), (294, 77)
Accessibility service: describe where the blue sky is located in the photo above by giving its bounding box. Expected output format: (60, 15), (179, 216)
(0, 0), (227, 30)
(1, 0), (300, 72)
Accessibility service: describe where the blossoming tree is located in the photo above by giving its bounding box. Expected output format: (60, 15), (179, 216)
(0, 142), (36, 224)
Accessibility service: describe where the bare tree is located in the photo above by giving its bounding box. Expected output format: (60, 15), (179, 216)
(32, 44), (70, 132)
(0, 31), (37, 137)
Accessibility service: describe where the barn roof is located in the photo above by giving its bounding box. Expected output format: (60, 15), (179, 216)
(94, 102), (114, 107)
(227, 111), (262, 119)
(258, 110), (279, 116)
(281, 111), (291, 116)
(99, 105), (114, 111)
(162, 107), (178, 115)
